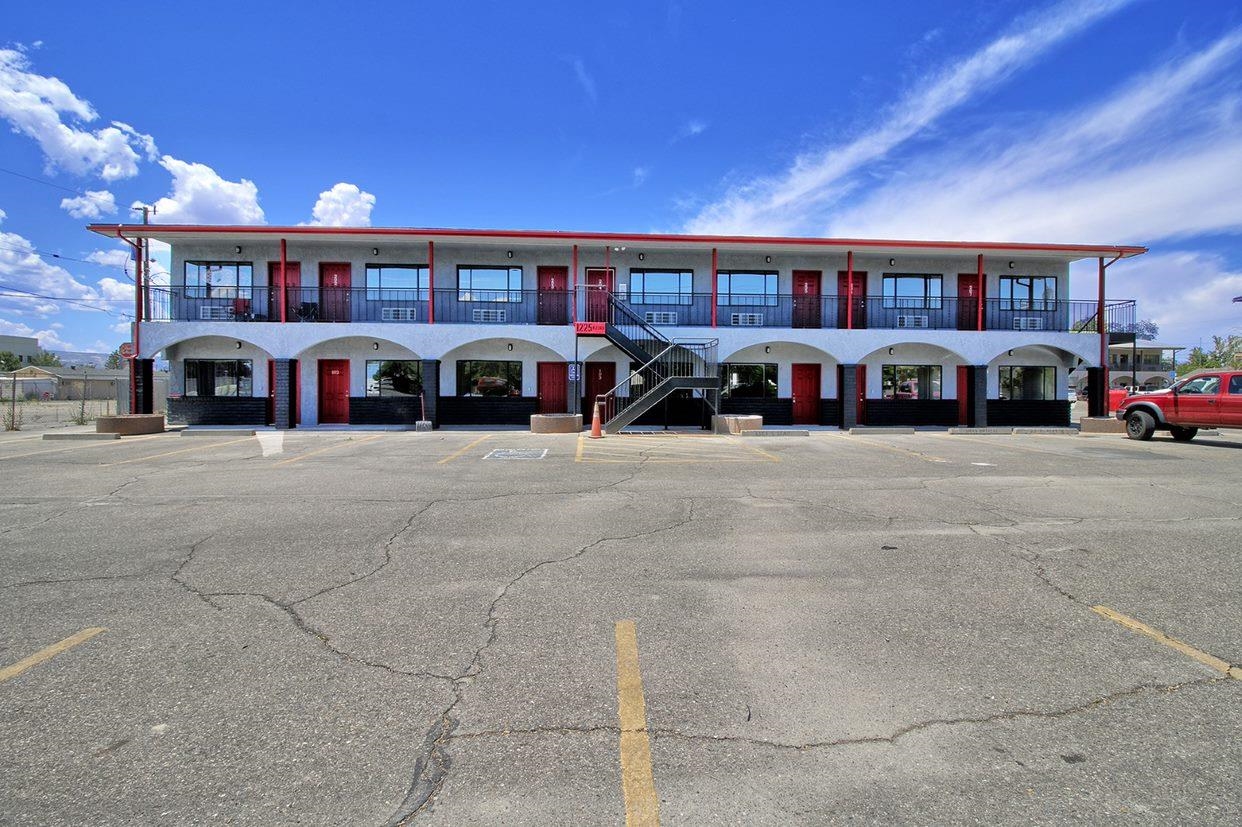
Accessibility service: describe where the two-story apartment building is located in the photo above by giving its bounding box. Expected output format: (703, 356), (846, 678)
(88, 224), (1144, 430)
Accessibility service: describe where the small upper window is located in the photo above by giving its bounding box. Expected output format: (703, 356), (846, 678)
(629, 270), (693, 305)
(882, 275), (942, 309)
(366, 265), (428, 301)
(1229, 375), (1242, 395)
(1000, 276), (1057, 311)
(716, 272), (777, 306)
(458, 267), (522, 302)
(185, 262), (253, 298)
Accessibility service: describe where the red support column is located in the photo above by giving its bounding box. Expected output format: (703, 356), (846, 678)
(710, 247), (718, 327)
(976, 253), (984, 331)
(279, 238), (287, 323)
(571, 243), (578, 323)
(428, 240), (435, 324)
(846, 250), (854, 330)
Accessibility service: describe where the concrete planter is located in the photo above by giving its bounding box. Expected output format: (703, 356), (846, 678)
(530, 413), (582, 434)
(96, 414), (166, 435)
(712, 414), (763, 434)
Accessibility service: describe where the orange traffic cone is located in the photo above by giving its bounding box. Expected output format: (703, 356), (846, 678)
(589, 399), (604, 439)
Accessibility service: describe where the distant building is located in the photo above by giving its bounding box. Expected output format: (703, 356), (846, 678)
(0, 335), (40, 365)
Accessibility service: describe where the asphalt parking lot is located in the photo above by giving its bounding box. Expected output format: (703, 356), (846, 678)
(1, 427), (1239, 825)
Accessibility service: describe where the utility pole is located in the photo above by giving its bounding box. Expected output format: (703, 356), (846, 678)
(132, 203), (154, 320)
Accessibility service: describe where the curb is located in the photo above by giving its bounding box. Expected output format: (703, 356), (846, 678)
(739, 429), (810, 437)
(42, 432), (120, 441)
(849, 427), (916, 435)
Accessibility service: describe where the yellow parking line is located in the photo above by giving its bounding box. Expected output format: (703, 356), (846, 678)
(275, 433), (384, 466)
(575, 434), (585, 462)
(729, 437), (781, 462)
(615, 620), (660, 827)
(103, 436), (255, 466)
(1091, 606), (1242, 680)
(846, 435), (948, 463)
(0, 627), (106, 684)
(0, 434), (166, 461)
(437, 434), (492, 465)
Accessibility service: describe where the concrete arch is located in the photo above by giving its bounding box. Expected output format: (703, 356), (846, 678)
(982, 342), (1079, 367)
(857, 341), (969, 365)
(720, 341), (839, 364)
(151, 332), (275, 361)
(293, 335), (421, 361)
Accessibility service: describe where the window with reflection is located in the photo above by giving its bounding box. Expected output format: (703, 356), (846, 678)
(882, 274), (942, 309)
(720, 363), (778, 398)
(457, 360), (522, 396)
(366, 361), (423, 397)
(716, 272), (777, 306)
(366, 265), (428, 301)
(1000, 276), (1057, 310)
(185, 262), (253, 298)
(998, 365), (1056, 400)
(1179, 375), (1221, 395)
(629, 270), (693, 305)
(458, 267), (523, 302)
(184, 360), (252, 397)
(881, 365), (941, 400)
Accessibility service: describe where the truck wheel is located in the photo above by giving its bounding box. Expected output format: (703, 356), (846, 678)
(1125, 410), (1155, 440)
(1169, 426), (1198, 442)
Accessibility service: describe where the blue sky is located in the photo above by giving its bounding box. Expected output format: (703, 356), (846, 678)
(2, 0), (1240, 353)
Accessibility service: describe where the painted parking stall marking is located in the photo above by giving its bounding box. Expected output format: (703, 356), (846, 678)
(615, 620), (660, 827)
(1092, 606), (1242, 680)
(0, 627), (106, 685)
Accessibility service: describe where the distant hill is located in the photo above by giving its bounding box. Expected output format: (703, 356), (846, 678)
(50, 350), (109, 368)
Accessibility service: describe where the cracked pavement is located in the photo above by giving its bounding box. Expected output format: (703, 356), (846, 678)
(0, 427), (1239, 825)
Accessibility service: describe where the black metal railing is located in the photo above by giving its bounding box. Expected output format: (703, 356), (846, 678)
(144, 286), (1135, 335)
(595, 338), (719, 430)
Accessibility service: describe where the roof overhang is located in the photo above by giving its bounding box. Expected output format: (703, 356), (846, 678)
(87, 224), (1148, 262)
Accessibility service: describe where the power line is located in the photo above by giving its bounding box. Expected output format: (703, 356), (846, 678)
(0, 240), (138, 283)
(0, 282), (132, 316)
(0, 166), (89, 197)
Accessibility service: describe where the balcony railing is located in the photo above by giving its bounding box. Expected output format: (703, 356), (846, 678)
(145, 286), (1134, 333)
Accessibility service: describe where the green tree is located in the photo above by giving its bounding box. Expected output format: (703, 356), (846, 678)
(0, 351), (19, 372)
(1176, 335), (1241, 375)
(104, 348), (123, 370)
(29, 350), (62, 367)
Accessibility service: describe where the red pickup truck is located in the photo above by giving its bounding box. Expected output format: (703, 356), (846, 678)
(1116, 371), (1242, 440)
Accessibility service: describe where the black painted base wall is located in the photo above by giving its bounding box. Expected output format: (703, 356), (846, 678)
(349, 397), (423, 425)
(437, 396), (537, 425)
(819, 399), (842, 427)
(987, 399), (1071, 427)
(167, 396), (267, 425)
(864, 399), (959, 426)
(631, 395), (711, 427)
(720, 397), (793, 425)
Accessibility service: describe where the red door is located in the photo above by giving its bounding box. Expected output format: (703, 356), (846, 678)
(958, 273), (984, 331)
(537, 267), (569, 325)
(792, 270), (822, 329)
(791, 363), (821, 424)
(584, 361), (616, 420)
(319, 263), (351, 322)
(957, 365), (971, 425)
(585, 268), (614, 323)
(318, 359), (350, 424)
(836, 271), (867, 329)
(536, 362), (568, 413)
(268, 261), (301, 321)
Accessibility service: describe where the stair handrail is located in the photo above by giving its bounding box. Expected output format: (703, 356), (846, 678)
(593, 337), (719, 424)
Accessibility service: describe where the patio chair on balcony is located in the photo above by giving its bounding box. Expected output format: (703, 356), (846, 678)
(296, 302), (319, 322)
(232, 298), (253, 321)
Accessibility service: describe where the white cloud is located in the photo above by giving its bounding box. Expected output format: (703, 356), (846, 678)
(671, 119), (708, 143)
(0, 317), (78, 350)
(0, 222), (101, 317)
(830, 29), (1242, 242)
(570, 57), (597, 104)
(151, 156), (265, 224)
(0, 47), (157, 180)
(303, 182), (376, 227)
(683, 0), (1136, 235)
(96, 277), (133, 303)
(85, 248), (132, 269)
(1091, 251), (1242, 346)
(59, 189), (116, 219)
(632, 167), (649, 188)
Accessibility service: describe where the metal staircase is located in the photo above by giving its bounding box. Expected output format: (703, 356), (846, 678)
(594, 295), (720, 433)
